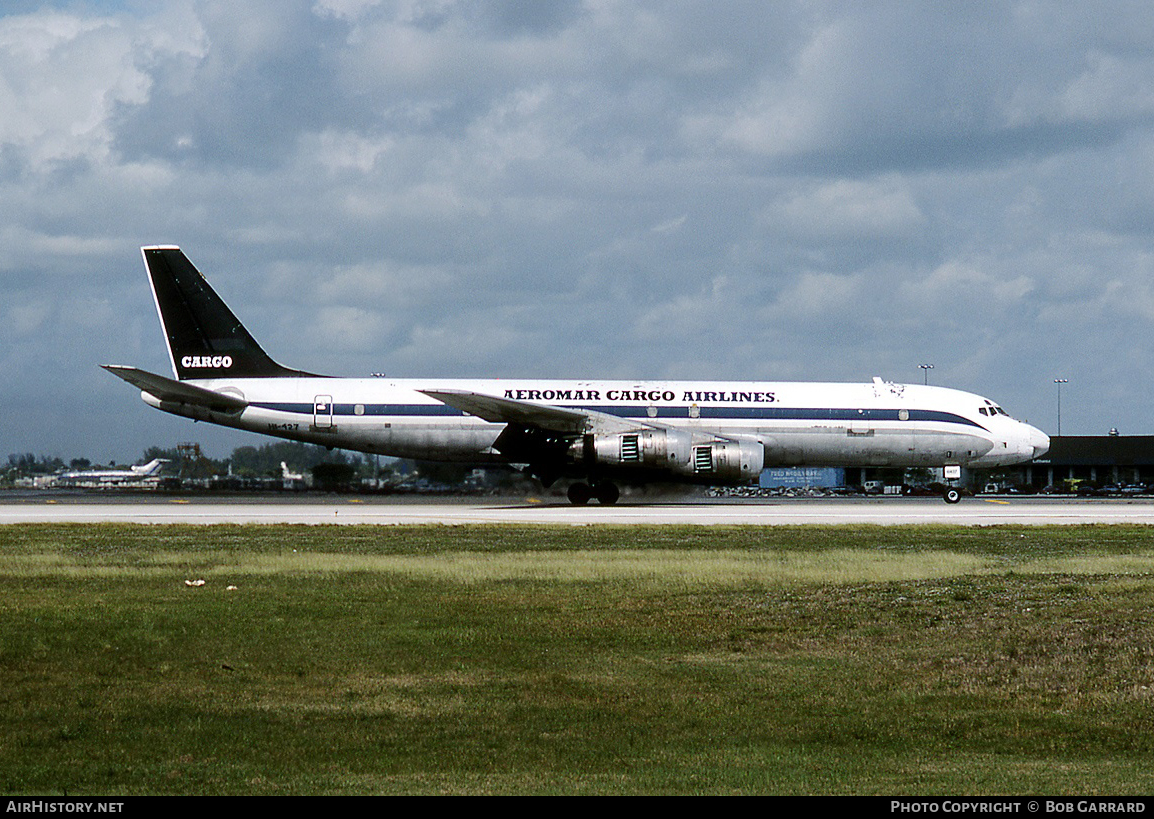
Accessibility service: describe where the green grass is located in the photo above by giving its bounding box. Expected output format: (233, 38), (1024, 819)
(3, 523), (1154, 794)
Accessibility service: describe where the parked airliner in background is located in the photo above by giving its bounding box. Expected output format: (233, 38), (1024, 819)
(55, 458), (168, 487)
(104, 247), (1049, 504)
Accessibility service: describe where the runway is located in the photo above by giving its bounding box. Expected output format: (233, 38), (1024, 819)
(4, 493), (1154, 525)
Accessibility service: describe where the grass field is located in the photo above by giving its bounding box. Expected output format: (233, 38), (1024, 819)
(3, 523), (1154, 795)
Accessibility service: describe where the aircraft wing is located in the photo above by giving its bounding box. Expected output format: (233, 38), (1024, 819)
(102, 365), (248, 412)
(419, 389), (650, 435)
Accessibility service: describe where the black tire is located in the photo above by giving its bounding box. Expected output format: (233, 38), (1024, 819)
(567, 482), (592, 505)
(595, 482), (620, 505)
(944, 487), (962, 504)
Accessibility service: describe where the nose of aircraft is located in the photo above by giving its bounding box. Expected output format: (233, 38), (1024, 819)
(1027, 424), (1050, 459)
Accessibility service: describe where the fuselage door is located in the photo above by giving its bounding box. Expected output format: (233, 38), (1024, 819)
(314, 395), (334, 430)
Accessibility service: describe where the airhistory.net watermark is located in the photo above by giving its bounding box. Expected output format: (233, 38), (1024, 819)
(6, 802), (124, 814)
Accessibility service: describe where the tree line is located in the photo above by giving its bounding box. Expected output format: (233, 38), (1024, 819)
(3, 441), (507, 490)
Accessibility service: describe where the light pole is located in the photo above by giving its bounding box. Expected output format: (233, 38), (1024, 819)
(919, 364), (934, 385)
(1054, 378), (1068, 436)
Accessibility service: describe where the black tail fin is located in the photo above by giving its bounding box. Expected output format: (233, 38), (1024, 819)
(143, 246), (313, 380)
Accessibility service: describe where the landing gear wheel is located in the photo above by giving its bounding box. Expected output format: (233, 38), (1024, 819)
(943, 487), (962, 504)
(594, 481), (620, 505)
(567, 482), (592, 505)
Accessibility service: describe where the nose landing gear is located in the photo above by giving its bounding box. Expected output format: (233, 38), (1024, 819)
(942, 464), (963, 503)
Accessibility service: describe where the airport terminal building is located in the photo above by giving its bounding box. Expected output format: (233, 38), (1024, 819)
(1018, 435), (1154, 490)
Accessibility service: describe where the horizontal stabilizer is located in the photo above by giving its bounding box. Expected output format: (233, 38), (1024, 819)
(102, 364), (248, 412)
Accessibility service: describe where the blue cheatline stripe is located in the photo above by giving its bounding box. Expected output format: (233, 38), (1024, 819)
(253, 403), (466, 416)
(249, 402), (987, 430)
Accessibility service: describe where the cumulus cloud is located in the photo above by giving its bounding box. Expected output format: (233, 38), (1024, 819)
(768, 178), (925, 239)
(0, 12), (143, 169)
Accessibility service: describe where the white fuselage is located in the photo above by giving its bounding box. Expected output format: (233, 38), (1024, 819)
(143, 375), (1049, 472)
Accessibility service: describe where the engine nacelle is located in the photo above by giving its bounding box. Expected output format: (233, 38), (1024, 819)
(573, 429), (764, 485)
(687, 437), (765, 484)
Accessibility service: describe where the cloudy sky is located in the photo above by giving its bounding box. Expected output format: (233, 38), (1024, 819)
(4, 0), (1154, 463)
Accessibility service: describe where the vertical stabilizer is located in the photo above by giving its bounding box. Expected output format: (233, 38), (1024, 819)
(143, 246), (312, 380)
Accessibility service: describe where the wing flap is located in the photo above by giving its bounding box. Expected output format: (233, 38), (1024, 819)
(102, 365), (248, 412)
(420, 388), (668, 436)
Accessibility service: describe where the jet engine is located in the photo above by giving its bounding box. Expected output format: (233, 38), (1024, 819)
(572, 428), (764, 485)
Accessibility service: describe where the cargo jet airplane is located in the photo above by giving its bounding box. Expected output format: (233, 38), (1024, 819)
(104, 247), (1049, 504)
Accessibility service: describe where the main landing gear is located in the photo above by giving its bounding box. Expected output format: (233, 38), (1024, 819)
(567, 481), (620, 505)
